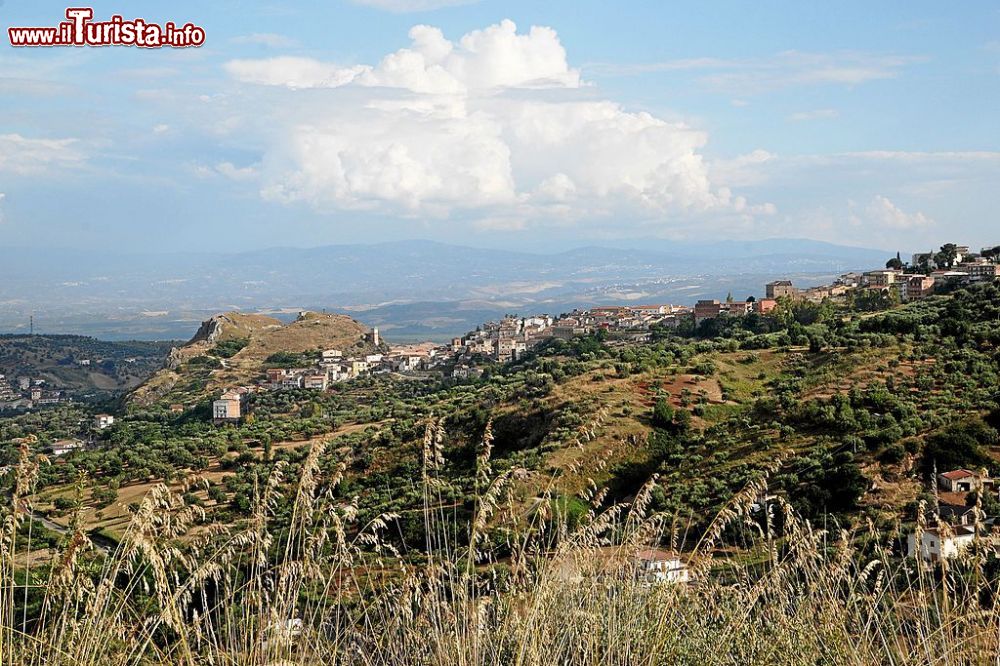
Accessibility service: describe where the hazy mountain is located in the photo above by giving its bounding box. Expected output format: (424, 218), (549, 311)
(0, 238), (893, 341)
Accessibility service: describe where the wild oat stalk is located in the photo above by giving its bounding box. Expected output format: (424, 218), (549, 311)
(3, 431), (1000, 665)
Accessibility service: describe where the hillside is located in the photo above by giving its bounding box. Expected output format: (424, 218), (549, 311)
(4, 283), (1000, 664)
(129, 310), (374, 406)
(0, 335), (173, 397)
(8, 283), (996, 548)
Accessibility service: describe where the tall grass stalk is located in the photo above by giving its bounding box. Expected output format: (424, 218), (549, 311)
(3, 431), (1000, 665)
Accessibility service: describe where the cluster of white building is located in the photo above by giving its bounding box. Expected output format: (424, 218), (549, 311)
(850, 253), (998, 301)
(262, 342), (451, 392)
(210, 306), (703, 419)
(0, 374), (66, 410)
(562, 305), (694, 332)
(451, 315), (553, 365)
(210, 243), (1000, 423)
(448, 306), (698, 372)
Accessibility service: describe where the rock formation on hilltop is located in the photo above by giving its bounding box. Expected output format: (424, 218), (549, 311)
(130, 311), (374, 407)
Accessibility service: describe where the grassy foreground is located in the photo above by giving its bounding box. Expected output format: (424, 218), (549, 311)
(3, 429), (1000, 666)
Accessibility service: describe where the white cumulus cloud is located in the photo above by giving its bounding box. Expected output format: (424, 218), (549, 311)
(224, 56), (367, 89)
(865, 195), (933, 229)
(226, 21), (582, 93)
(221, 20), (767, 228)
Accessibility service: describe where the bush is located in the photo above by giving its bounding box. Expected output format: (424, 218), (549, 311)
(651, 398), (675, 429)
(211, 338), (249, 358)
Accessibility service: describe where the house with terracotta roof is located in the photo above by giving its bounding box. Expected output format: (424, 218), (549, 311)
(755, 298), (778, 314)
(94, 414), (115, 430)
(938, 469), (992, 494)
(50, 439), (85, 457)
(303, 375), (328, 390)
(725, 300), (750, 316)
(694, 300), (722, 325)
(905, 274), (936, 300)
(213, 390), (243, 425)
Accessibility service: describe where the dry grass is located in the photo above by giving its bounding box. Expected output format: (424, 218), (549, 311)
(4, 430), (1000, 665)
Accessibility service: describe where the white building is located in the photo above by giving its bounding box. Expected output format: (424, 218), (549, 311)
(635, 549), (690, 584)
(938, 469), (991, 494)
(957, 261), (1000, 282)
(212, 390), (243, 424)
(51, 439), (84, 456)
(94, 414), (115, 430)
(280, 375), (304, 390)
(907, 527), (976, 562)
(303, 374), (328, 390)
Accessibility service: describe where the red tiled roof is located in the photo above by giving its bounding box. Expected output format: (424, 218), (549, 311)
(634, 548), (683, 562)
(940, 469), (977, 480)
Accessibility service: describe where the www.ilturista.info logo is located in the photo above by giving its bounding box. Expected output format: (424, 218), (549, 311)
(7, 8), (206, 48)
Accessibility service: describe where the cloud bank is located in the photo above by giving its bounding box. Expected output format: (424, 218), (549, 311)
(222, 20), (769, 227)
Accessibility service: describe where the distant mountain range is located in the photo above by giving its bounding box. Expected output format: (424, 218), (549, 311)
(0, 238), (894, 341)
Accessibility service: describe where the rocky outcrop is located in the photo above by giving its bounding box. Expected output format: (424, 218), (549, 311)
(128, 310), (372, 407)
(189, 317), (228, 345)
(165, 346), (186, 371)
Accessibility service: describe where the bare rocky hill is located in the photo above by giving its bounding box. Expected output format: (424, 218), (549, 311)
(130, 311), (374, 406)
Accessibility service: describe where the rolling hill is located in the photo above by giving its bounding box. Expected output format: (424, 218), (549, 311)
(129, 310), (376, 406)
(0, 335), (173, 397)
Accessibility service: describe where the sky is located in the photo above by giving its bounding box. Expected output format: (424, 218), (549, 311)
(0, 0), (997, 254)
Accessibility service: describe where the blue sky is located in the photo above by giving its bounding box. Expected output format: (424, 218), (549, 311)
(0, 0), (997, 253)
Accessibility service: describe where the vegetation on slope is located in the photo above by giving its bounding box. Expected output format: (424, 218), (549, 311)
(3, 283), (1000, 662)
(0, 335), (173, 398)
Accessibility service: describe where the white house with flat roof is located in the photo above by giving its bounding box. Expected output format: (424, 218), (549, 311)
(908, 527), (976, 562)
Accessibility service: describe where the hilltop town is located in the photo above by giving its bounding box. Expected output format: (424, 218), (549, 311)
(212, 242), (1000, 423)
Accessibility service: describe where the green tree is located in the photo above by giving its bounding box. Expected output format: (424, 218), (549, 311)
(934, 243), (959, 269)
(652, 398), (675, 429)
